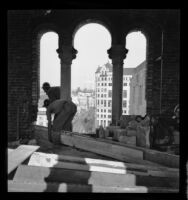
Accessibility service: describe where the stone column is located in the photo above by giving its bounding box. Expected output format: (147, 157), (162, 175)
(56, 46), (77, 100)
(108, 45), (128, 125)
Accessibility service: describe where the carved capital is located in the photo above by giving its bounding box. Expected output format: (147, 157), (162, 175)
(56, 46), (78, 66)
(107, 45), (128, 65)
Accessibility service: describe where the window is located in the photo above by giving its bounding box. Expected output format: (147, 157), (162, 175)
(108, 83), (112, 86)
(101, 100), (103, 104)
(108, 90), (112, 97)
(97, 100), (99, 105)
(101, 115), (103, 118)
(104, 100), (106, 107)
(108, 109), (111, 113)
(101, 109), (103, 112)
(123, 83), (127, 86)
(123, 90), (127, 98)
(101, 94), (103, 98)
(104, 109), (106, 112)
(108, 115), (111, 118)
(102, 83), (103, 86)
(104, 115), (106, 118)
(122, 100), (127, 107)
(108, 100), (111, 107)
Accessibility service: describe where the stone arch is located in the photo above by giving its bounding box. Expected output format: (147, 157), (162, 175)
(123, 21), (163, 115)
(124, 30), (148, 116)
(30, 23), (60, 122)
(71, 17), (112, 47)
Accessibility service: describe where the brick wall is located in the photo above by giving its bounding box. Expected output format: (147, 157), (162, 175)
(161, 22), (180, 116)
(8, 11), (34, 141)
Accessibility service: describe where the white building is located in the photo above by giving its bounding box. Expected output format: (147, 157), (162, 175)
(95, 62), (134, 128)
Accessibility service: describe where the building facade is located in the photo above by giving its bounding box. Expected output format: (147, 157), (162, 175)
(95, 62), (135, 128)
(129, 61), (147, 116)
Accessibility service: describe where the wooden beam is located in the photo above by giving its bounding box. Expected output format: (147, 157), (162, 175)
(28, 152), (179, 178)
(30, 152), (179, 173)
(8, 145), (40, 174)
(34, 125), (179, 168)
(8, 180), (179, 193)
(96, 138), (179, 168)
(61, 132), (144, 159)
(13, 165), (179, 188)
(60, 133), (168, 167)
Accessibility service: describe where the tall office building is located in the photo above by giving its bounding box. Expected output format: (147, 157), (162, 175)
(95, 62), (135, 128)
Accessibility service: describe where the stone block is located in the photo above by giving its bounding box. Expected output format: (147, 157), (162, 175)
(126, 129), (137, 136)
(113, 129), (127, 141)
(119, 136), (136, 145)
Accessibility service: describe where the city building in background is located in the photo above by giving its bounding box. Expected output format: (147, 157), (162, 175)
(95, 61), (146, 128)
(129, 61), (146, 116)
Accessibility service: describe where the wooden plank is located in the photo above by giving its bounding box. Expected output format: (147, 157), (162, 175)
(60, 133), (169, 167)
(144, 151), (179, 168)
(30, 152), (179, 173)
(8, 180), (179, 193)
(28, 153), (127, 175)
(8, 145), (40, 174)
(28, 152), (179, 178)
(34, 125), (179, 169)
(97, 137), (179, 168)
(13, 165), (179, 188)
(61, 133), (143, 158)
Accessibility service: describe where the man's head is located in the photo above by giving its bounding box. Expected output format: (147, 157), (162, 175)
(43, 99), (50, 108)
(42, 82), (50, 93)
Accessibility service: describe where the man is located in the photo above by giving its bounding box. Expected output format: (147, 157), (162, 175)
(42, 82), (60, 104)
(43, 98), (77, 142)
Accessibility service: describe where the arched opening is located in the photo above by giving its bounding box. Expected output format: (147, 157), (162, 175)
(71, 22), (112, 133)
(36, 31), (60, 126)
(123, 31), (147, 116)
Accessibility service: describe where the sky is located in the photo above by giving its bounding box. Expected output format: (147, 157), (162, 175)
(40, 23), (146, 90)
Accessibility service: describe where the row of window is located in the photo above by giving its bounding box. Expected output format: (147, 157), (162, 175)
(96, 91), (127, 99)
(97, 82), (127, 86)
(97, 109), (112, 113)
(97, 99), (127, 107)
(96, 77), (130, 82)
(97, 77), (112, 81)
(98, 120), (111, 127)
(97, 83), (112, 86)
(97, 114), (111, 118)
(97, 100), (112, 107)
